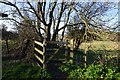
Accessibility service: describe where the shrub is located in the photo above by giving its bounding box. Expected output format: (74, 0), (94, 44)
(84, 64), (103, 78)
(2, 63), (51, 79)
(59, 61), (78, 73)
(59, 63), (120, 79)
(68, 67), (84, 79)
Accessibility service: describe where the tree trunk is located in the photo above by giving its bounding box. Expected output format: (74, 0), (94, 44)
(5, 39), (9, 54)
(61, 28), (65, 41)
(46, 25), (51, 41)
(52, 31), (58, 41)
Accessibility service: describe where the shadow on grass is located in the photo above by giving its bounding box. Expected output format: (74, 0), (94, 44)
(73, 49), (120, 66)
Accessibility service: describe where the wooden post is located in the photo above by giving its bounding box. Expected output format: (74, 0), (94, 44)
(99, 54), (104, 65)
(5, 39), (9, 54)
(43, 38), (46, 69)
(70, 45), (74, 64)
(84, 48), (87, 68)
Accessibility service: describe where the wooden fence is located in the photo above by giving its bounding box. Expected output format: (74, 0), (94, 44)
(34, 40), (117, 68)
(34, 40), (69, 69)
(34, 40), (118, 68)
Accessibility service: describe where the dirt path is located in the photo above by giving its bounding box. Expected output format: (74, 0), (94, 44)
(47, 61), (67, 80)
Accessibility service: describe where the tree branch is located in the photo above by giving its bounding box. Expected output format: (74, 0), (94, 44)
(49, 2), (57, 25)
(38, 2), (47, 25)
(58, 22), (84, 31)
(0, 1), (24, 19)
(55, 2), (64, 31)
(1, 18), (22, 25)
(27, 1), (47, 25)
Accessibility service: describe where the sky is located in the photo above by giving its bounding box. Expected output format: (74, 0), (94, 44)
(3, 0), (120, 2)
(0, 0), (119, 32)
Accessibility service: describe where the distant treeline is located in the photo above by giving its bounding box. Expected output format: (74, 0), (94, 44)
(0, 27), (119, 42)
(101, 31), (120, 41)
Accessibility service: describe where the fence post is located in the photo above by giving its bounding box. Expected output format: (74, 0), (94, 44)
(84, 48), (87, 68)
(65, 40), (68, 62)
(43, 38), (46, 69)
(70, 45), (74, 64)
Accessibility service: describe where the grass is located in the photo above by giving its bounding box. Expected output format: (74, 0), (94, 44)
(80, 41), (120, 50)
(70, 41), (120, 66)
(2, 61), (52, 79)
(78, 41), (120, 61)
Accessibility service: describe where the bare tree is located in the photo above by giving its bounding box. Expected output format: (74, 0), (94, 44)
(67, 2), (117, 49)
(0, 1), (117, 43)
(0, 0), (81, 41)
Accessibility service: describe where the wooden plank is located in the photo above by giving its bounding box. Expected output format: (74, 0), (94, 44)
(34, 41), (43, 47)
(34, 54), (44, 64)
(46, 48), (58, 51)
(47, 41), (68, 44)
(35, 47), (44, 55)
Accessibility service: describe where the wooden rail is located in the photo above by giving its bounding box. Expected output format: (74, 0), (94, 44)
(34, 40), (119, 68)
(34, 41), (43, 47)
(46, 41), (68, 45)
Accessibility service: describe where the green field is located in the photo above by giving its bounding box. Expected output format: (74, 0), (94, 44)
(80, 41), (120, 50)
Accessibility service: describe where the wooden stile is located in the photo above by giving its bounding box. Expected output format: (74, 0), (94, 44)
(34, 41), (43, 47)
(34, 40), (45, 69)
(35, 47), (44, 55)
(34, 54), (44, 64)
(34, 40), (69, 69)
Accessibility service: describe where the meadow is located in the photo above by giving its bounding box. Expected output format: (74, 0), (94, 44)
(80, 41), (120, 50)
